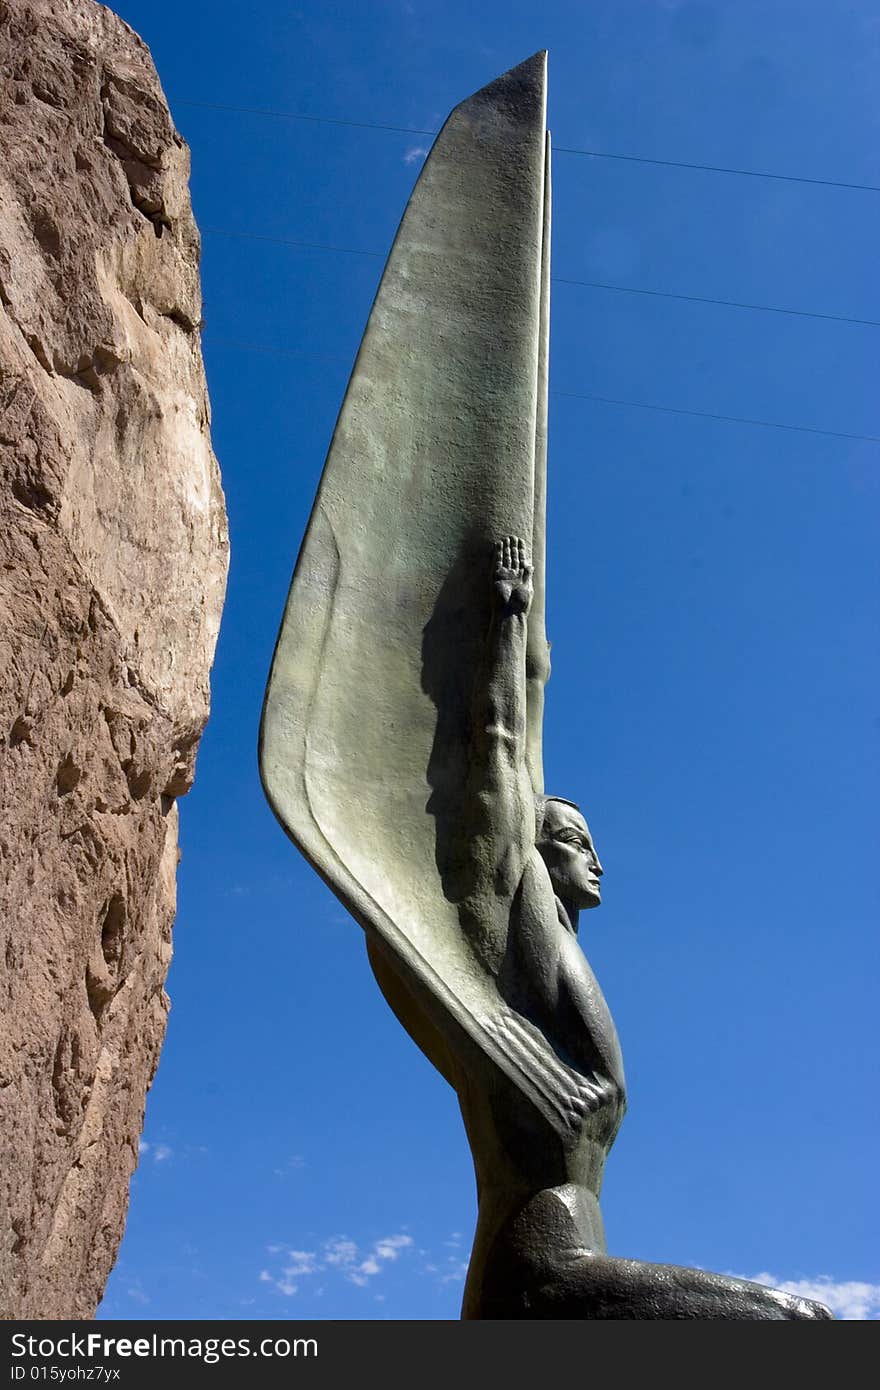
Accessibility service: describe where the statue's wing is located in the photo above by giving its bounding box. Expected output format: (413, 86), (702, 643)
(260, 53), (571, 1128)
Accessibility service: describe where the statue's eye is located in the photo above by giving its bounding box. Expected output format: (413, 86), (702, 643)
(556, 831), (586, 849)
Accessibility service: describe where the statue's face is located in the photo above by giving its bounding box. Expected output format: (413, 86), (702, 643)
(537, 801), (603, 910)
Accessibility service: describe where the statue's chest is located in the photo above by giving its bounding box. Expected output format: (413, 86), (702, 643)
(556, 929), (626, 1099)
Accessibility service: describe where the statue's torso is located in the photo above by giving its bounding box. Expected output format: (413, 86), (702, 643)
(497, 853), (626, 1154)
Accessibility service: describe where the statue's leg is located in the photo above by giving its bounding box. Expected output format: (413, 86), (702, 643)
(455, 1072), (610, 1318)
(462, 1182), (603, 1319)
(366, 936), (831, 1320)
(456, 1081), (833, 1320)
(468, 1185), (832, 1320)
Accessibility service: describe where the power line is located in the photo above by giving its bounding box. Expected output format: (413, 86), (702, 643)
(172, 97), (434, 137)
(553, 390), (879, 444)
(553, 145), (880, 194)
(201, 228), (879, 329)
(554, 277), (880, 328)
(172, 96), (880, 194)
(201, 334), (879, 445)
(202, 226), (384, 259)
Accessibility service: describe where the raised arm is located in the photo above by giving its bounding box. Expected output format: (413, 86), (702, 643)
(482, 535), (533, 768)
(460, 537), (538, 915)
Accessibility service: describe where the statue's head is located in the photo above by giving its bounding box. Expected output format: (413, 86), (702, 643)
(535, 796), (603, 910)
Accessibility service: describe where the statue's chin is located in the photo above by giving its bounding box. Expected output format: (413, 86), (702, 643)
(549, 875), (601, 911)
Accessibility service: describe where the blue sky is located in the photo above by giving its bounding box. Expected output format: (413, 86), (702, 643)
(98, 1), (878, 1320)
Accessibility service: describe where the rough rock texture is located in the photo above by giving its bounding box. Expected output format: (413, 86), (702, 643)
(0, 0), (228, 1317)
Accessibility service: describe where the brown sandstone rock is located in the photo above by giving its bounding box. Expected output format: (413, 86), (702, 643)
(0, 0), (228, 1317)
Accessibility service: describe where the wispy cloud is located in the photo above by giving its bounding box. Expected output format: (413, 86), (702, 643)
(418, 1231), (469, 1287)
(255, 1228), (480, 1309)
(438, 1258), (469, 1285)
(374, 1235), (413, 1261)
(222, 872), (299, 900)
(738, 1273), (880, 1320)
(323, 1237), (358, 1269)
(403, 145), (428, 165)
(259, 1234), (415, 1298)
(138, 1140), (172, 1164)
(272, 1154), (306, 1179)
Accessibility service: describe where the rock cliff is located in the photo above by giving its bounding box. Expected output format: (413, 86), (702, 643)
(0, 0), (228, 1317)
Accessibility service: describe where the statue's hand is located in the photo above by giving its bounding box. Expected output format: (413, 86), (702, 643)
(493, 535), (533, 615)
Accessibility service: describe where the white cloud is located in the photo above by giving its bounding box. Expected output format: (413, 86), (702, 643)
(134, 1138), (173, 1164)
(403, 146), (428, 165)
(272, 1154), (306, 1178)
(743, 1273), (880, 1321)
(344, 1235), (412, 1285)
(323, 1238), (358, 1268)
(440, 1257), (469, 1285)
(258, 1232), (417, 1298)
(375, 1235), (413, 1261)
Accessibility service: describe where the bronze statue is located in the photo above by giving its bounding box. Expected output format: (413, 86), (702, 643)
(260, 55), (831, 1320)
(367, 536), (828, 1318)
